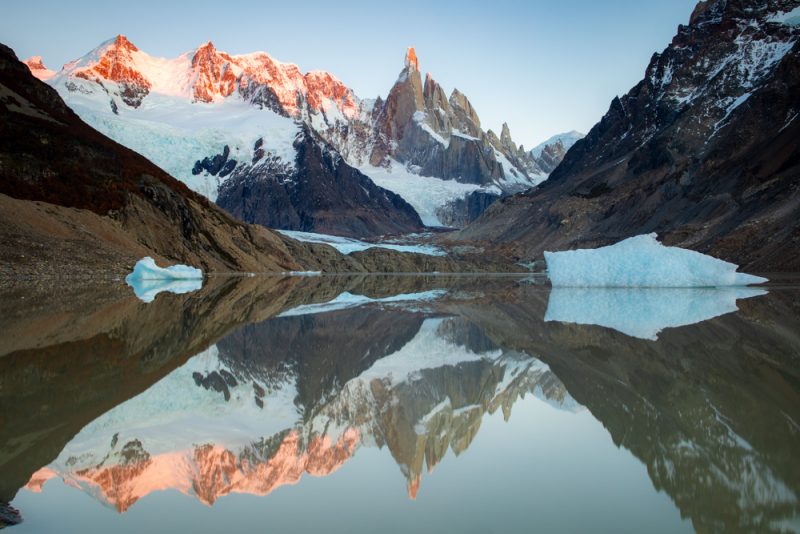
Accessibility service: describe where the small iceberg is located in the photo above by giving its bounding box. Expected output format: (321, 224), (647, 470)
(544, 233), (767, 287)
(544, 287), (767, 340)
(125, 257), (203, 303)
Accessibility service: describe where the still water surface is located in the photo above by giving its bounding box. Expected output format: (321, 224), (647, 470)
(1, 275), (798, 533)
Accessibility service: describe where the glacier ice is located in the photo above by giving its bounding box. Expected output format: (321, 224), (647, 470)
(544, 233), (767, 287)
(544, 287), (767, 340)
(276, 229), (445, 256)
(125, 257), (203, 302)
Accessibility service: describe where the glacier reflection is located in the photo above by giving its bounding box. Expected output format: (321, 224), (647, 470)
(544, 287), (767, 340)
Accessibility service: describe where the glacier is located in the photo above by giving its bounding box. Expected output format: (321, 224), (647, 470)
(544, 287), (767, 340)
(125, 257), (203, 302)
(544, 233), (767, 287)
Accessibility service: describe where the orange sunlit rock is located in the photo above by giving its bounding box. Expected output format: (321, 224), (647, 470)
(31, 428), (361, 513)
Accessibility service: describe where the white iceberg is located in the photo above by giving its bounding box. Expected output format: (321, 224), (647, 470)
(544, 233), (767, 287)
(125, 257), (203, 303)
(544, 287), (767, 340)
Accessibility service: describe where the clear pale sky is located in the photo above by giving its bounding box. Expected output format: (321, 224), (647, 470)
(1, 0), (697, 148)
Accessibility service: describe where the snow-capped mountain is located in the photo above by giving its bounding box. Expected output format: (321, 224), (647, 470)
(30, 38), (570, 231)
(529, 130), (585, 173)
(21, 56), (55, 81)
(27, 312), (578, 510)
(458, 0), (800, 272)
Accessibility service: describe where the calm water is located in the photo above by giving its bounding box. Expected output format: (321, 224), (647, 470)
(1, 275), (798, 533)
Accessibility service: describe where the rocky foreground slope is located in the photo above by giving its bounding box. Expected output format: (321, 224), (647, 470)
(456, 0), (800, 272)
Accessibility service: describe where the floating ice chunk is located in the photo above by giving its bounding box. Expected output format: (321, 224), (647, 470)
(125, 257), (203, 302)
(544, 234), (767, 287)
(544, 287), (767, 340)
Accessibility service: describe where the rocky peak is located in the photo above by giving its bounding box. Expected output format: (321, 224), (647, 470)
(405, 47), (419, 72)
(22, 56), (55, 81)
(112, 34), (138, 53)
(689, 0), (727, 25)
(500, 123), (513, 147)
(23, 56), (46, 70)
(303, 70), (359, 119)
(448, 88), (481, 136)
(191, 41), (238, 103)
(422, 72), (451, 132)
(73, 34), (151, 108)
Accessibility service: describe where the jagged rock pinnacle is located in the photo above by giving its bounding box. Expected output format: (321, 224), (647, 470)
(405, 47), (419, 71)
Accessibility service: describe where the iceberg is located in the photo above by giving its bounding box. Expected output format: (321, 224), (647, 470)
(544, 287), (767, 340)
(125, 257), (203, 303)
(544, 233), (767, 287)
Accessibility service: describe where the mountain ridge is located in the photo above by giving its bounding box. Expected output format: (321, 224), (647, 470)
(454, 0), (800, 271)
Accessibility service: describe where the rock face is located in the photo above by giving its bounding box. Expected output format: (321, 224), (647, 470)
(22, 56), (55, 81)
(0, 42), (311, 275)
(529, 131), (585, 174)
(362, 48), (545, 189)
(457, 0), (800, 272)
(216, 125), (424, 237)
(72, 35), (152, 108)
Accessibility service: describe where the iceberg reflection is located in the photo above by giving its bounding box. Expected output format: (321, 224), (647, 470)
(544, 287), (767, 340)
(127, 278), (204, 303)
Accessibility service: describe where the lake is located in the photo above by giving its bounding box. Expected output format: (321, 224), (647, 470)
(1, 274), (798, 533)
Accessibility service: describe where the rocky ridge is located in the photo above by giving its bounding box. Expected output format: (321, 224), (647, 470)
(456, 0), (800, 272)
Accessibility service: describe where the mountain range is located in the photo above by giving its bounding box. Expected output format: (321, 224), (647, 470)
(25, 38), (578, 235)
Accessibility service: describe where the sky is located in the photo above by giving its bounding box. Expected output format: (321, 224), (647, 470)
(1, 0), (697, 148)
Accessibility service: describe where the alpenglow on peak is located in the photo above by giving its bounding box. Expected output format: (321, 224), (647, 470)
(405, 47), (419, 71)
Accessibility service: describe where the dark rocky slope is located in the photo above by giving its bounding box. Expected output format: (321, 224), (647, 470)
(456, 0), (800, 272)
(216, 125), (424, 238)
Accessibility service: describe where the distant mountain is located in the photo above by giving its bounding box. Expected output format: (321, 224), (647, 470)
(529, 130), (585, 173)
(31, 38), (571, 231)
(0, 42), (312, 276)
(21, 56), (54, 81)
(457, 0), (800, 272)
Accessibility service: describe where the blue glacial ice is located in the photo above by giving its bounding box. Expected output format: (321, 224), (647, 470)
(125, 257), (203, 303)
(544, 287), (767, 340)
(544, 233), (767, 287)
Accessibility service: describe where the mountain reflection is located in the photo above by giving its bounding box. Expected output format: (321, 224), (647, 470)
(3, 276), (799, 533)
(27, 311), (575, 510)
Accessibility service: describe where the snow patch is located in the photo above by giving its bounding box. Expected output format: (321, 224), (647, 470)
(544, 234), (767, 287)
(768, 6), (800, 26)
(358, 160), (487, 227)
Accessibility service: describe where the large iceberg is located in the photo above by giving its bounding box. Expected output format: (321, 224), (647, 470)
(544, 234), (767, 287)
(544, 287), (767, 340)
(125, 257), (203, 303)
